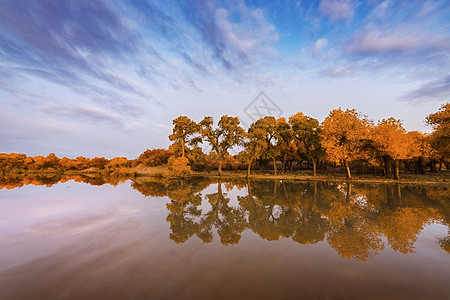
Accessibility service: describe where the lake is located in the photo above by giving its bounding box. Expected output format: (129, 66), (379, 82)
(0, 174), (449, 299)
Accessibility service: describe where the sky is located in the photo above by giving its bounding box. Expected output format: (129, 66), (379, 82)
(1, 0), (449, 158)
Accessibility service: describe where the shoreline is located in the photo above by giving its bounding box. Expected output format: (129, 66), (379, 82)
(2, 168), (448, 185)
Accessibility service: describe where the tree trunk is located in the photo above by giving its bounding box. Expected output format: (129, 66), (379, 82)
(383, 156), (391, 177)
(272, 157), (277, 176)
(282, 154), (287, 174)
(343, 160), (351, 179)
(393, 159), (399, 180)
(218, 160), (223, 176)
(247, 158), (253, 178)
(430, 160), (437, 173)
(417, 157), (425, 174)
(312, 159), (317, 176)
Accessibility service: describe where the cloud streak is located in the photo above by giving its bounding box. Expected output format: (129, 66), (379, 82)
(319, 0), (354, 21)
(400, 75), (450, 103)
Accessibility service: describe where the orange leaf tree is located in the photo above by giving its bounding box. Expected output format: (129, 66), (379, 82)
(372, 118), (412, 180)
(321, 108), (371, 179)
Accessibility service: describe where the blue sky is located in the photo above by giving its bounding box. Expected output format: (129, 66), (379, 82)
(1, 0), (449, 158)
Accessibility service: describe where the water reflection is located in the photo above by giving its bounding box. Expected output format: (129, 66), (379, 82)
(134, 177), (450, 260)
(1, 173), (449, 261)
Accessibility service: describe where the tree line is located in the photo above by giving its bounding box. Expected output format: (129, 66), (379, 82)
(168, 103), (449, 179)
(0, 103), (447, 180)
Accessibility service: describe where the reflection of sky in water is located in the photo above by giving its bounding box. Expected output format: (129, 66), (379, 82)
(0, 180), (169, 271)
(0, 179), (449, 299)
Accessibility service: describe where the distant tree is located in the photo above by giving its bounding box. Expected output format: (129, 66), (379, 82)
(75, 156), (89, 170)
(289, 113), (324, 176)
(88, 157), (109, 169)
(0, 153), (26, 170)
(321, 109), (372, 179)
(199, 115), (245, 176)
(136, 149), (172, 167)
(58, 157), (79, 171)
(169, 116), (200, 158)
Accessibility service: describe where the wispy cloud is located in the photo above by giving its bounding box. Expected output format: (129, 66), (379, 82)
(346, 29), (450, 55)
(319, 0), (354, 21)
(183, 0), (279, 73)
(39, 103), (125, 127)
(313, 38), (328, 55)
(400, 75), (450, 103)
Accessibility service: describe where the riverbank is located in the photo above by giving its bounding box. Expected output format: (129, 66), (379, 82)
(189, 170), (449, 185)
(2, 167), (448, 185)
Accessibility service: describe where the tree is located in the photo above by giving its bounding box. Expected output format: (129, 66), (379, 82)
(199, 115), (245, 176)
(289, 113), (324, 176)
(248, 116), (279, 175)
(372, 118), (412, 180)
(136, 149), (172, 167)
(169, 116), (200, 158)
(241, 130), (265, 177)
(167, 156), (192, 178)
(275, 117), (295, 173)
(426, 103), (450, 170)
(406, 131), (431, 174)
(321, 109), (371, 179)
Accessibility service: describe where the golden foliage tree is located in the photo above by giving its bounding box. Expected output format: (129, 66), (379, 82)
(321, 108), (371, 179)
(372, 118), (412, 180)
(426, 103), (450, 170)
(167, 156), (192, 178)
(200, 115), (245, 176)
(289, 113), (324, 176)
(169, 116), (200, 158)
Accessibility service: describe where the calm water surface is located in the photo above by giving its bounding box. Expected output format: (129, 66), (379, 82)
(0, 175), (449, 299)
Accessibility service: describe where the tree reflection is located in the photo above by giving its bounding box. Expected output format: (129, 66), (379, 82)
(161, 179), (449, 261)
(2, 173), (449, 261)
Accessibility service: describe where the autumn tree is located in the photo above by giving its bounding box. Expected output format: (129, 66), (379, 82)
(406, 131), (431, 174)
(169, 116), (200, 158)
(199, 115), (245, 176)
(289, 113), (324, 176)
(321, 109), (371, 179)
(248, 116), (279, 175)
(275, 117), (295, 173)
(241, 130), (265, 177)
(166, 156), (191, 178)
(372, 118), (412, 180)
(136, 149), (172, 167)
(426, 103), (450, 170)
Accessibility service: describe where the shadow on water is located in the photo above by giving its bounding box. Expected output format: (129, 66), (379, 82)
(2, 173), (449, 261)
